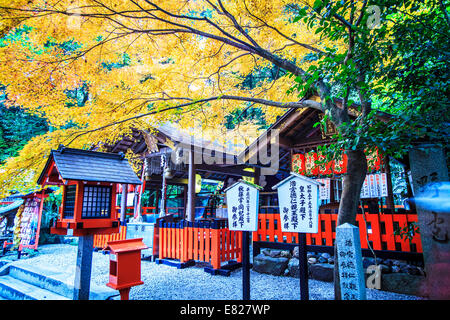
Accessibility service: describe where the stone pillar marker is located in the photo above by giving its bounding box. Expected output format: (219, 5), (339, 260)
(336, 223), (366, 300)
(408, 145), (449, 299)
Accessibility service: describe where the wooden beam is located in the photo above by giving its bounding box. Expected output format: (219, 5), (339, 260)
(187, 150), (196, 222)
(120, 184), (128, 226)
(278, 136), (294, 149)
(196, 164), (254, 177)
(286, 112), (318, 140)
(292, 139), (332, 149)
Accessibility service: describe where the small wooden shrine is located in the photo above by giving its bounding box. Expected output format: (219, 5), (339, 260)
(37, 145), (142, 236)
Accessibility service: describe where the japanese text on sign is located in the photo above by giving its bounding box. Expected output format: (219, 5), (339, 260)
(336, 223), (366, 300)
(226, 181), (260, 232)
(275, 174), (320, 234)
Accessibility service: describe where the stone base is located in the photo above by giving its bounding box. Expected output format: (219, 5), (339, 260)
(252, 248), (428, 297)
(380, 273), (426, 296)
(252, 254), (289, 276)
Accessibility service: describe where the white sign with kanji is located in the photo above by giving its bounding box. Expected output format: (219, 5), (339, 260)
(317, 178), (331, 201)
(225, 180), (261, 232)
(360, 173), (389, 198)
(273, 173), (321, 233)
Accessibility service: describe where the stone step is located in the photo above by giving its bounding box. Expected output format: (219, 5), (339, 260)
(0, 275), (70, 300)
(0, 264), (117, 300)
(8, 264), (75, 299)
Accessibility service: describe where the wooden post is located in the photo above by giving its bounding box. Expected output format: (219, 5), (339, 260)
(183, 185), (188, 219)
(298, 232), (309, 300)
(187, 150), (196, 222)
(119, 287), (130, 300)
(155, 189), (160, 215)
(160, 160), (167, 217)
(384, 155), (395, 212)
(242, 230), (250, 300)
(73, 234), (94, 300)
(254, 167), (261, 185)
(33, 190), (45, 250)
(120, 184), (128, 226)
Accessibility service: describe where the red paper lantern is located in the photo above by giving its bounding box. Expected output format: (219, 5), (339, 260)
(366, 147), (382, 172)
(305, 152), (319, 176)
(317, 152), (333, 175)
(333, 152), (348, 174)
(291, 153), (306, 175)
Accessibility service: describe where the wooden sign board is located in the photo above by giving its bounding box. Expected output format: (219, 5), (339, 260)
(360, 173), (388, 199)
(317, 178), (331, 201)
(19, 195), (43, 250)
(273, 173), (322, 234)
(225, 180), (261, 232)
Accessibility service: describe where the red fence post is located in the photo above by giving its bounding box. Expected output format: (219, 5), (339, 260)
(381, 214), (396, 251)
(211, 221), (221, 270)
(355, 214), (368, 249)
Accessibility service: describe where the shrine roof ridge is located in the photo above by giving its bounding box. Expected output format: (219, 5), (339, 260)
(37, 145), (142, 185)
(271, 172), (324, 190)
(223, 179), (263, 193)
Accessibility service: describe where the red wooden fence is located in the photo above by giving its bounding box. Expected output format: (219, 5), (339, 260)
(94, 206), (423, 260)
(254, 212), (422, 253)
(158, 220), (242, 270)
(93, 226), (127, 248)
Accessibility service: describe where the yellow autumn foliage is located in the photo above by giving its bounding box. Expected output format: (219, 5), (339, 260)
(0, 0), (351, 197)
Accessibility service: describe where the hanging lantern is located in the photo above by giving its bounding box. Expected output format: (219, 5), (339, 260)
(333, 152), (348, 174)
(305, 151), (319, 176)
(291, 153), (306, 175)
(195, 174), (202, 193)
(366, 147), (382, 172)
(242, 168), (255, 184)
(317, 152), (333, 175)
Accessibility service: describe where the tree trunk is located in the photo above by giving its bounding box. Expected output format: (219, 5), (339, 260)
(333, 149), (367, 300)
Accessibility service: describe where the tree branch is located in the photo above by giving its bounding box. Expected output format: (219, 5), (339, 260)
(439, 0), (450, 27)
(243, 0), (325, 55)
(64, 95), (323, 145)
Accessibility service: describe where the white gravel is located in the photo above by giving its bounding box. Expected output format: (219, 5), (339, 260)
(7, 244), (424, 300)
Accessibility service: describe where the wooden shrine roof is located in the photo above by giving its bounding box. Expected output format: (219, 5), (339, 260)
(103, 125), (255, 185)
(37, 146), (142, 186)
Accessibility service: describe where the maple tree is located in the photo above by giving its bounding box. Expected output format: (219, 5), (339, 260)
(0, 0), (332, 197)
(0, 0), (448, 299)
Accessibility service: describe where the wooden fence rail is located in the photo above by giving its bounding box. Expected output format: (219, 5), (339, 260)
(158, 220), (242, 270)
(254, 212), (422, 253)
(93, 226), (127, 249)
(94, 208), (423, 264)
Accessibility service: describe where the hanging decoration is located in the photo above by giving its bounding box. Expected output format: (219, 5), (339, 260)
(305, 151), (319, 176)
(291, 148), (381, 177)
(317, 151), (333, 175)
(291, 153), (306, 175)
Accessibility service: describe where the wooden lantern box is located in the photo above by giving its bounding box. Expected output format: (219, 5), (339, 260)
(105, 238), (147, 291)
(37, 145), (142, 237)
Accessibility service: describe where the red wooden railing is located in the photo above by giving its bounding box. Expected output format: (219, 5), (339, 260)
(123, 206), (214, 217)
(93, 226), (127, 248)
(254, 212), (422, 253)
(158, 220), (242, 270)
(94, 205), (423, 260)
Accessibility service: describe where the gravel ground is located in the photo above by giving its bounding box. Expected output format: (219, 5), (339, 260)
(4, 244), (424, 300)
